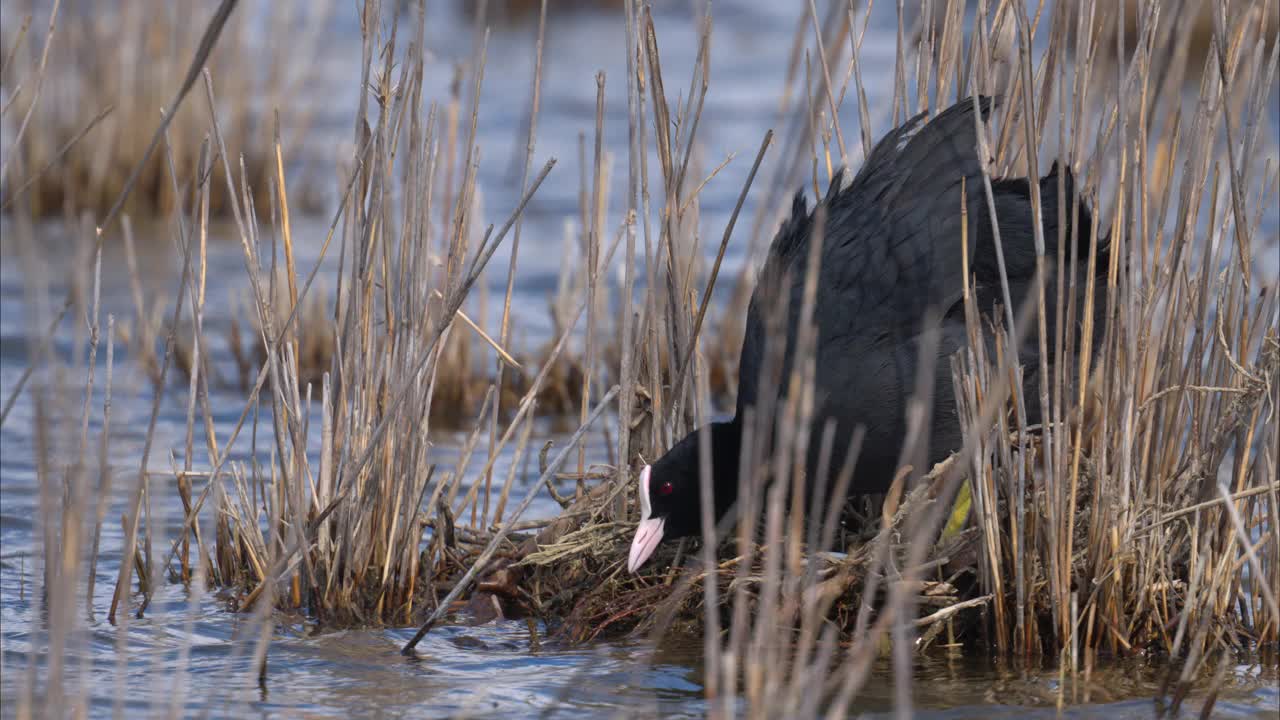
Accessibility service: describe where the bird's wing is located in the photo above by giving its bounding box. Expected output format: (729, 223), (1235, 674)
(825, 96), (998, 332)
(738, 97), (999, 416)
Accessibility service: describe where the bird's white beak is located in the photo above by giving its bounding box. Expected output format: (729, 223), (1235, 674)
(627, 465), (665, 573)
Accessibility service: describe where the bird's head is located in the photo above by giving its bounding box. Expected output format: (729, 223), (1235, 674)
(627, 422), (739, 573)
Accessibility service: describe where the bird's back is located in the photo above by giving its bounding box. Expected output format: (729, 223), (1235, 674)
(736, 96), (1108, 492)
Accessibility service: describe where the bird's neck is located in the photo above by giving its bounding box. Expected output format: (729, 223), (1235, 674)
(708, 419), (743, 517)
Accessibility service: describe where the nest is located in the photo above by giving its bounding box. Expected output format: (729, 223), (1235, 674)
(452, 454), (997, 649)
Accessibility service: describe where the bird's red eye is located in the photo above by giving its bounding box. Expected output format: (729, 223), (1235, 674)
(657, 481), (674, 497)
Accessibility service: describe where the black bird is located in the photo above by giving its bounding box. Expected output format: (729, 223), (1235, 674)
(628, 97), (1108, 573)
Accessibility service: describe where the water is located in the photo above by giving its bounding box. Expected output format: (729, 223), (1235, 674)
(2, 1), (1278, 717)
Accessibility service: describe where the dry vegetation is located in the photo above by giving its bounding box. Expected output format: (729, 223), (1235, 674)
(0, 0), (329, 217)
(3, 0), (1277, 718)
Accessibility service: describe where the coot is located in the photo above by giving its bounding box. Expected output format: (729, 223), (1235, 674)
(628, 96), (1109, 573)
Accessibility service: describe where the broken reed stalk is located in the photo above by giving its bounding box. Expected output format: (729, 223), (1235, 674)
(106, 117), (204, 625)
(576, 70), (607, 501)
(488, 0), (548, 528)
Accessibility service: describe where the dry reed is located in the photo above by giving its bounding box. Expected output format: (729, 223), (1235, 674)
(0, 0), (330, 218)
(4, 0), (1277, 718)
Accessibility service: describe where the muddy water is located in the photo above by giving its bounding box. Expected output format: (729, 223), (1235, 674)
(2, 1), (1278, 717)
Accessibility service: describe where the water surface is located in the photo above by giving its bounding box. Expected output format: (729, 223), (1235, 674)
(2, 1), (1278, 717)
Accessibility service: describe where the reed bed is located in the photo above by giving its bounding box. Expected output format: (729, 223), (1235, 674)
(196, 210), (746, 428)
(432, 0), (1279, 716)
(3, 0), (1277, 718)
(0, 0), (330, 217)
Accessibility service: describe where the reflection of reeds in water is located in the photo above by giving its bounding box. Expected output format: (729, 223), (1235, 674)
(4, 0), (1277, 717)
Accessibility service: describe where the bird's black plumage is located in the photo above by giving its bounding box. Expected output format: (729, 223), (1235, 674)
(627, 96), (1109, 573)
